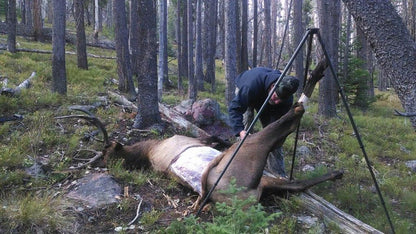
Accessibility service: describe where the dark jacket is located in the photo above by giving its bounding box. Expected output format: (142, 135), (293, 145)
(228, 67), (293, 136)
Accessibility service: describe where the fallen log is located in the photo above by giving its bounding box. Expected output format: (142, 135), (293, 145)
(0, 45), (116, 59)
(298, 190), (383, 233)
(0, 71), (36, 96)
(107, 90), (211, 138)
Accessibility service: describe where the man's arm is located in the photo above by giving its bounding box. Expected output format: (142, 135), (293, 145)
(228, 87), (250, 137)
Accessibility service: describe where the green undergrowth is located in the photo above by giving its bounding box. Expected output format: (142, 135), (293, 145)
(0, 35), (415, 233)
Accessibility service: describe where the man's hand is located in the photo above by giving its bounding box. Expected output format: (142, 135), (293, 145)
(239, 130), (247, 139)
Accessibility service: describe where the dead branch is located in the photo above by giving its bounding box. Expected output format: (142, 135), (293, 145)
(128, 197), (143, 226)
(68, 149), (103, 170)
(394, 109), (416, 117)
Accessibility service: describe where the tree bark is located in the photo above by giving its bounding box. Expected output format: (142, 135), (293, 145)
(293, 0), (304, 93)
(113, 0), (135, 100)
(318, 0), (340, 118)
(202, 0), (217, 92)
(133, 0), (161, 129)
(263, 0), (272, 67)
(74, 0), (88, 69)
(130, 0), (139, 78)
(93, 0), (102, 41)
(187, 0), (196, 101)
(342, 0), (416, 128)
(51, 0), (66, 95)
(158, 0), (170, 100)
(33, 0), (43, 41)
(195, 0), (204, 91)
(7, 0), (16, 53)
(240, 0), (248, 73)
(252, 0), (258, 68)
(225, 0), (237, 105)
(176, 0), (183, 93)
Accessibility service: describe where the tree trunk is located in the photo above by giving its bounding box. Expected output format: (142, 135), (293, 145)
(271, 0), (278, 67)
(225, 0), (237, 105)
(93, 0), (101, 41)
(318, 0), (340, 117)
(342, 0), (416, 129)
(24, 0), (32, 31)
(105, 0), (113, 28)
(113, 0), (135, 100)
(130, 0), (139, 78)
(158, 0), (171, 97)
(7, 0), (16, 53)
(51, 0), (66, 95)
(176, 0), (183, 93)
(181, 0), (188, 92)
(218, 0), (225, 60)
(252, 0), (258, 68)
(133, 0), (161, 129)
(342, 7), (351, 85)
(202, 0), (217, 93)
(293, 0), (304, 93)
(33, 0), (42, 41)
(74, 0), (88, 69)
(187, 0), (196, 100)
(195, 0), (204, 91)
(263, 0), (272, 67)
(240, 0), (248, 73)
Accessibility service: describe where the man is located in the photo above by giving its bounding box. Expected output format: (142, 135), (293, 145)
(228, 67), (300, 178)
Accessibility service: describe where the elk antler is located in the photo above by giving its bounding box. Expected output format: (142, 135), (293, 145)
(55, 107), (109, 146)
(55, 108), (110, 170)
(394, 109), (416, 117)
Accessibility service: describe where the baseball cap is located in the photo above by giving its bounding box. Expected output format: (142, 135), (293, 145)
(275, 76), (300, 99)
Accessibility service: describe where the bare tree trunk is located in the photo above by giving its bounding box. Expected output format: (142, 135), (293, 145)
(343, 0), (416, 128)
(24, 0), (32, 32)
(293, 0), (304, 94)
(202, 0), (217, 92)
(176, 1), (183, 93)
(181, 1), (188, 94)
(130, 0), (139, 78)
(271, 0), (278, 67)
(218, 0), (225, 60)
(263, 0), (272, 67)
(52, 0), (66, 95)
(318, 0), (340, 118)
(93, 0), (101, 41)
(342, 7), (351, 85)
(252, 0), (258, 68)
(240, 0), (248, 72)
(33, 0), (43, 41)
(133, 0), (161, 129)
(74, 0), (88, 69)
(158, 0), (167, 99)
(195, 0), (204, 91)
(113, 0), (135, 100)
(225, 0), (237, 105)
(7, 0), (16, 53)
(187, 0), (196, 100)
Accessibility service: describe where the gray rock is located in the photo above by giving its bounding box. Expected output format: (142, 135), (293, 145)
(67, 173), (121, 208)
(405, 160), (416, 172)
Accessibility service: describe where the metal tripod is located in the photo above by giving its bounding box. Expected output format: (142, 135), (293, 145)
(196, 28), (395, 234)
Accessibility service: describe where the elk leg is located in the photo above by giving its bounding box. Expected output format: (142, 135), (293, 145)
(259, 170), (343, 196)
